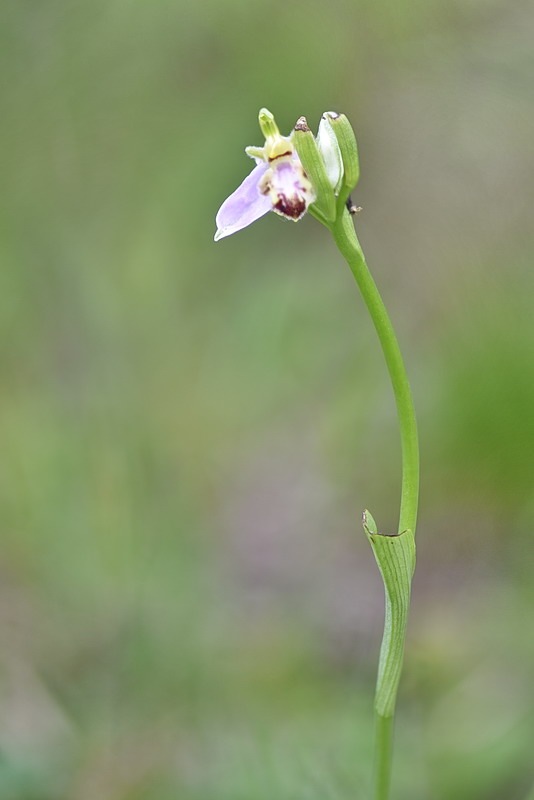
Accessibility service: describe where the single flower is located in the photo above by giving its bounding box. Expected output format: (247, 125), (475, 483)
(214, 109), (316, 242)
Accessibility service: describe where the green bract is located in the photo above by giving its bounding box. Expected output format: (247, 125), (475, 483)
(292, 116), (337, 223)
(325, 112), (360, 198)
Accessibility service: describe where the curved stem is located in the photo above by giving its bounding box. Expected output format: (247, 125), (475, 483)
(330, 209), (420, 800)
(331, 209), (419, 537)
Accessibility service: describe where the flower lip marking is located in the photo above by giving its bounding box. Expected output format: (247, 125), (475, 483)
(259, 159), (312, 222)
(268, 150), (292, 162)
(273, 194), (307, 219)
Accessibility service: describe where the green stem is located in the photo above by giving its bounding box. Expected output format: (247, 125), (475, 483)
(331, 210), (419, 537)
(330, 209), (420, 800)
(374, 714), (394, 800)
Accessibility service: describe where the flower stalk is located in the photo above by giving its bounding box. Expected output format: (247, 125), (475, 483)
(215, 109), (420, 800)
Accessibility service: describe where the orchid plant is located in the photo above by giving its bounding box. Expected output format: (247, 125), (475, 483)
(215, 109), (419, 800)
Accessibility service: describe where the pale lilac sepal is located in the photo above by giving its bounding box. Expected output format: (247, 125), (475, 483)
(214, 162), (271, 241)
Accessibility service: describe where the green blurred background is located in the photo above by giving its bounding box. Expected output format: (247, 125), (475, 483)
(1, 1), (533, 798)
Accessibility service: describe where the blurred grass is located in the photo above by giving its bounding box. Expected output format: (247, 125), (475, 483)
(1, 1), (534, 798)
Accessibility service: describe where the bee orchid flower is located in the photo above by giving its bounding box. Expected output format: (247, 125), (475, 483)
(214, 109), (345, 241)
(214, 109), (316, 241)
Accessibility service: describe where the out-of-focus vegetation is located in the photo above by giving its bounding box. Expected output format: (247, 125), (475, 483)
(1, 1), (533, 798)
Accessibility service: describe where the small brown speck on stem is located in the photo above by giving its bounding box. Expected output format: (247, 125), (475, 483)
(346, 195), (362, 215)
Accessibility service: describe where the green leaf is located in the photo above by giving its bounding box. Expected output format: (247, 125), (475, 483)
(363, 518), (416, 718)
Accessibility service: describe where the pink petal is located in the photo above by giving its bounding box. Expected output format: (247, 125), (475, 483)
(214, 163), (271, 241)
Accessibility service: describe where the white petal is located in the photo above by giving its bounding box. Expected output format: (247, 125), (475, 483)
(317, 115), (343, 192)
